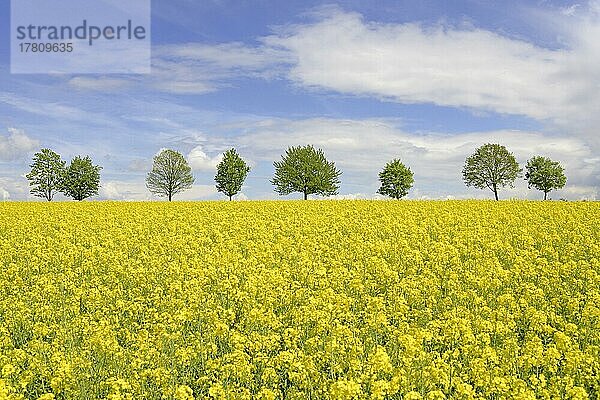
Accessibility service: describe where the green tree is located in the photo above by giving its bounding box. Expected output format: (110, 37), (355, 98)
(26, 148), (66, 201)
(462, 143), (521, 201)
(377, 159), (414, 199)
(271, 145), (341, 200)
(146, 149), (195, 201)
(62, 156), (102, 201)
(525, 156), (567, 200)
(215, 148), (250, 201)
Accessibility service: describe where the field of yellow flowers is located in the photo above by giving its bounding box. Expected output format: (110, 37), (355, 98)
(0, 201), (599, 400)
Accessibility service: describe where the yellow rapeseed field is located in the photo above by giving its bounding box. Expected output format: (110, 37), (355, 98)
(0, 201), (599, 400)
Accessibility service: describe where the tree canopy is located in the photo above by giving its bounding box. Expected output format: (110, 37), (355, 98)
(271, 145), (341, 200)
(26, 148), (66, 201)
(62, 156), (102, 201)
(215, 148), (250, 201)
(377, 159), (414, 199)
(462, 143), (521, 200)
(146, 149), (195, 201)
(525, 156), (567, 200)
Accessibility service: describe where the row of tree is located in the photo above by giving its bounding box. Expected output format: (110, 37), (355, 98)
(26, 149), (101, 201)
(144, 143), (566, 201)
(462, 143), (567, 201)
(24, 143), (567, 201)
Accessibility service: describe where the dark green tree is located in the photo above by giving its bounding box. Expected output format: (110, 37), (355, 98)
(462, 143), (522, 201)
(377, 159), (414, 199)
(146, 149), (195, 201)
(26, 148), (66, 201)
(61, 156), (102, 201)
(525, 156), (567, 200)
(215, 148), (250, 201)
(271, 145), (341, 200)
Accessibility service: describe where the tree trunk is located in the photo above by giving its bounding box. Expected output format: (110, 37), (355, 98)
(493, 184), (498, 201)
(229, 195), (232, 201)
(168, 192), (172, 202)
(303, 192), (308, 200)
(544, 191), (548, 201)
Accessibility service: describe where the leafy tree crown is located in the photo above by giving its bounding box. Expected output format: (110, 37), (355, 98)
(377, 159), (414, 199)
(271, 145), (341, 199)
(146, 149), (195, 201)
(61, 156), (102, 201)
(525, 156), (566, 198)
(215, 148), (250, 200)
(26, 148), (66, 201)
(462, 143), (522, 199)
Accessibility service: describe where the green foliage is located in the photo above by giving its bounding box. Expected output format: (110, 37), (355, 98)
(525, 156), (567, 200)
(215, 148), (250, 200)
(462, 143), (521, 200)
(146, 149), (195, 201)
(25, 148), (66, 201)
(271, 145), (341, 200)
(377, 159), (414, 199)
(62, 156), (102, 201)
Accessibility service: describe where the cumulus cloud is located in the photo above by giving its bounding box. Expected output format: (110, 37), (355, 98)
(261, 7), (600, 127)
(96, 180), (156, 201)
(188, 145), (223, 171)
(0, 176), (31, 201)
(0, 128), (39, 161)
(99, 181), (125, 200)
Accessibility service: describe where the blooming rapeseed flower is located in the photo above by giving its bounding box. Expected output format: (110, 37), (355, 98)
(0, 200), (597, 398)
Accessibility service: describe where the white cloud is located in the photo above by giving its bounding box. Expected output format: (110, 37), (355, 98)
(0, 187), (10, 201)
(122, 5), (600, 131)
(68, 77), (132, 91)
(0, 128), (39, 161)
(156, 42), (288, 74)
(0, 176), (31, 201)
(113, 42), (291, 95)
(94, 180), (151, 201)
(188, 145), (223, 171)
(262, 7), (599, 125)
(561, 4), (581, 16)
(558, 185), (598, 200)
(151, 79), (215, 95)
(97, 179), (218, 203)
(235, 192), (249, 201)
(99, 181), (125, 200)
(54, 26), (289, 96)
(128, 158), (152, 172)
(175, 184), (218, 200)
(0, 92), (126, 129)
(98, 181), (219, 202)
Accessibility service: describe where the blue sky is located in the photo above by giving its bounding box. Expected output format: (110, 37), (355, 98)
(0, 0), (598, 201)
